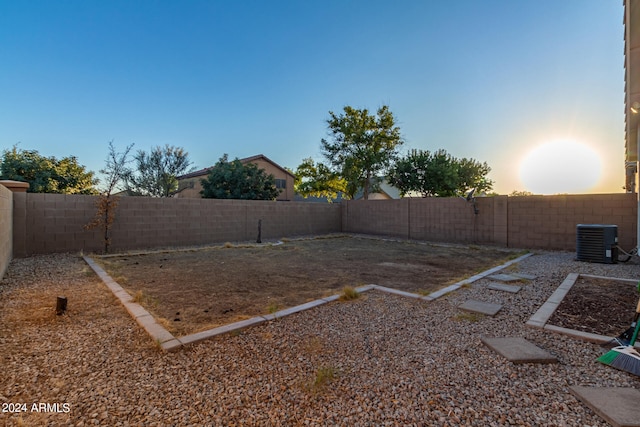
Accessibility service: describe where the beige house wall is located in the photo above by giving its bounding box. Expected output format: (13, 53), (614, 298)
(249, 158), (295, 201)
(0, 184), (12, 280)
(175, 158), (295, 201)
(175, 176), (205, 199)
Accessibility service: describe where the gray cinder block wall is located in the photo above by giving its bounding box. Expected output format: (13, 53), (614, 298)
(342, 193), (637, 251)
(7, 192), (639, 257)
(13, 195), (343, 256)
(0, 184), (13, 280)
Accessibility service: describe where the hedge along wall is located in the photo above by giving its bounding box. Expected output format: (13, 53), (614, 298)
(0, 184), (12, 280)
(342, 193), (638, 251)
(12, 194), (343, 256)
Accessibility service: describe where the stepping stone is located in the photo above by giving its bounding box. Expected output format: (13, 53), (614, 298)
(481, 337), (558, 364)
(511, 272), (536, 280)
(570, 386), (640, 427)
(459, 300), (502, 316)
(488, 273), (522, 282)
(487, 282), (522, 293)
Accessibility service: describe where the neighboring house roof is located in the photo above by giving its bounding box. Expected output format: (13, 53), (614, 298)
(177, 154), (295, 180)
(354, 178), (402, 200)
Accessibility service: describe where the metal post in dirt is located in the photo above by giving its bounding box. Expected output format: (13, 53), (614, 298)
(56, 296), (67, 315)
(257, 219), (262, 244)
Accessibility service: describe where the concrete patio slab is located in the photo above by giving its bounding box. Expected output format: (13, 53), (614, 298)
(487, 273), (522, 282)
(570, 386), (640, 427)
(481, 337), (557, 364)
(459, 300), (502, 316)
(487, 282), (522, 293)
(511, 273), (536, 280)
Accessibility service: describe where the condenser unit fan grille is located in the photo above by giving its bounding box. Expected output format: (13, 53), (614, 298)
(576, 224), (618, 264)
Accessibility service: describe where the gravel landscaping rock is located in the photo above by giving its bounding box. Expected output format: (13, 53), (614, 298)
(1, 250), (640, 426)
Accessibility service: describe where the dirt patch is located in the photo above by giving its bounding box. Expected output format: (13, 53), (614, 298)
(547, 276), (639, 337)
(95, 236), (521, 336)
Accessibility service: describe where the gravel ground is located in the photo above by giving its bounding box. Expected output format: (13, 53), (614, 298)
(1, 250), (640, 426)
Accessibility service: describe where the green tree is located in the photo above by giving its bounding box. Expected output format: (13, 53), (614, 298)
(293, 158), (347, 202)
(509, 190), (534, 196)
(321, 105), (403, 199)
(457, 157), (493, 195)
(0, 145), (98, 194)
(200, 154), (280, 200)
(125, 145), (193, 197)
(388, 149), (493, 197)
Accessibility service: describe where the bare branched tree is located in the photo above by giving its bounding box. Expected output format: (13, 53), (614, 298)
(84, 141), (133, 253)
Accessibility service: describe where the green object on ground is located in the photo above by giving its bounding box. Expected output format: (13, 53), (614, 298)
(598, 319), (640, 377)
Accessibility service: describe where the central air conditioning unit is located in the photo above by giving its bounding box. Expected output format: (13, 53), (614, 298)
(576, 224), (618, 264)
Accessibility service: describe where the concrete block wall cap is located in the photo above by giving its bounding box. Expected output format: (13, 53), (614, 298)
(0, 180), (30, 192)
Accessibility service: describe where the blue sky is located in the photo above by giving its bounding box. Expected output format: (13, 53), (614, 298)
(0, 0), (625, 195)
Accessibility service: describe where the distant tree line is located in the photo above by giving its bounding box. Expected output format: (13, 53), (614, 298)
(0, 143), (283, 201)
(0, 145), (98, 194)
(294, 104), (494, 201)
(2, 105), (496, 202)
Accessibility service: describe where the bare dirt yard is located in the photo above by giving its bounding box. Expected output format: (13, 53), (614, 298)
(548, 275), (640, 337)
(95, 235), (523, 336)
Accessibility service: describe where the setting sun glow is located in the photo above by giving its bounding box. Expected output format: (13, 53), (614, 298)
(519, 139), (603, 195)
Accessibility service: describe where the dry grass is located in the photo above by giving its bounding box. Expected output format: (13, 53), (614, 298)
(302, 336), (326, 356)
(92, 236), (518, 336)
(339, 286), (360, 301)
(132, 289), (158, 308)
(311, 365), (338, 389)
(453, 312), (483, 322)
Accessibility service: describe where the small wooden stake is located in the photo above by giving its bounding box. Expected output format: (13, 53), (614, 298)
(56, 296), (67, 315)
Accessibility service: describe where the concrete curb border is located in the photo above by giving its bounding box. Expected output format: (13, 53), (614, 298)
(527, 272), (640, 347)
(424, 252), (533, 300)
(84, 252), (533, 352)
